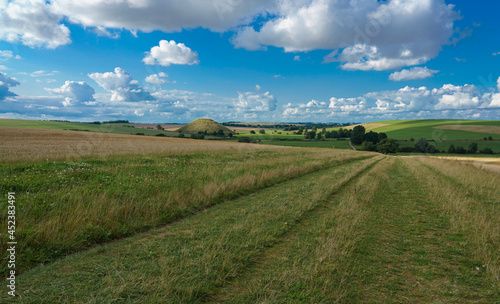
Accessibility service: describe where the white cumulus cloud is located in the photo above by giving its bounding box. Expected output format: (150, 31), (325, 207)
(143, 40), (199, 67)
(235, 91), (277, 112)
(145, 72), (168, 85)
(0, 0), (71, 48)
(389, 67), (439, 81)
(51, 0), (274, 33)
(46, 81), (95, 106)
(234, 0), (460, 71)
(88, 67), (153, 102)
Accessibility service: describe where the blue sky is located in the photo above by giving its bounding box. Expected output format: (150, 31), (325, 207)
(0, 0), (499, 123)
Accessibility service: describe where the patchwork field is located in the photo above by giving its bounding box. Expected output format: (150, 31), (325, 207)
(1, 126), (499, 302)
(363, 119), (500, 140)
(435, 125), (500, 135)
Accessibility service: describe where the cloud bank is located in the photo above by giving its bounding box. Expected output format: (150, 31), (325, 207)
(0, 0), (461, 74)
(283, 78), (500, 121)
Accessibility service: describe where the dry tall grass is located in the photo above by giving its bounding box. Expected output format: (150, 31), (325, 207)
(407, 157), (500, 287)
(0, 126), (287, 162)
(1, 133), (372, 274)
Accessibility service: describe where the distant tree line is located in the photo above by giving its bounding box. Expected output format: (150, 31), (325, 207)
(396, 138), (494, 154)
(223, 122), (357, 129)
(177, 130), (233, 139)
(48, 119), (130, 124)
(298, 127), (353, 139)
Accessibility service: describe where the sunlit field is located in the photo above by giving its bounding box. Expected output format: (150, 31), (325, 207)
(1, 126), (498, 303)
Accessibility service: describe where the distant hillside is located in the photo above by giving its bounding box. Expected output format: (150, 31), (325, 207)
(177, 118), (233, 135)
(357, 119), (500, 140)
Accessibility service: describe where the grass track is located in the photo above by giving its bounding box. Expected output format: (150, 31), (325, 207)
(2, 155), (498, 302)
(209, 156), (390, 303)
(346, 158), (498, 303)
(0, 149), (371, 275)
(2, 156), (380, 302)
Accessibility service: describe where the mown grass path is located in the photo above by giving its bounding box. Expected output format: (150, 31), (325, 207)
(2, 156), (498, 303)
(3, 157), (379, 303)
(209, 158), (499, 303)
(347, 158), (498, 303)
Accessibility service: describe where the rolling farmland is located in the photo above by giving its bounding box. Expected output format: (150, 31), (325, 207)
(0, 125), (499, 303)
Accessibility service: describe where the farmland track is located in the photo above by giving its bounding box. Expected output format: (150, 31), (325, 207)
(75, 154), (375, 257)
(345, 158), (498, 303)
(7, 156), (379, 302)
(208, 155), (386, 303)
(1, 151), (373, 276)
(3, 155), (499, 303)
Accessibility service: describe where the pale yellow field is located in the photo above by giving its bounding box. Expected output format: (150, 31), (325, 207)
(0, 126), (285, 162)
(432, 156), (500, 174)
(434, 125), (500, 135)
(345, 123), (391, 131)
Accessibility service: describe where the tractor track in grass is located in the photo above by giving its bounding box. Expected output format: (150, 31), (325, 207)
(128, 154), (375, 244)
(4, 155), (498, 303)
(3, 153), (374, 278)
(207, 155), (386, 303)
(346, 158), (498, 303)
(6, 155), (380, 303)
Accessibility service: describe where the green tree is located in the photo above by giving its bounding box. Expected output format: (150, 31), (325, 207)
(217, 129), (225, 136)
(426, 145), (437, 154)
(259, 129), (266, 134)
(455, 146), (466, 154)
(377, 139), (398, 154)
(305, 131), (316, 139)
(316, 132), (323, 140)
(350, 125), (366, 145)
(414, 138), (429, 153)
(448, 144), (456, 154)
(364, 131), (379, 144)
(468, 142), (478, 154)
(361, 141), (376, 151)
(250, 130), (256, 134)
(479, 147), (493, 154)
(378, 132), (388, 142)
(156, 124), (163, 131)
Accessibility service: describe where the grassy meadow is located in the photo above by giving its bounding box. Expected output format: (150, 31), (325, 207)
(0, 119), (177, 137)
(1, 121), (499, 303)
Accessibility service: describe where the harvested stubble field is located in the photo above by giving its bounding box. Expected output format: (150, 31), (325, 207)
(0, 126), (286, 162)
(0, 127), (499, 303)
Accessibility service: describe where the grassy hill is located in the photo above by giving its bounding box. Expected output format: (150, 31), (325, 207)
(358, 119), (500, 140)
(177, 118), (233, 135)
